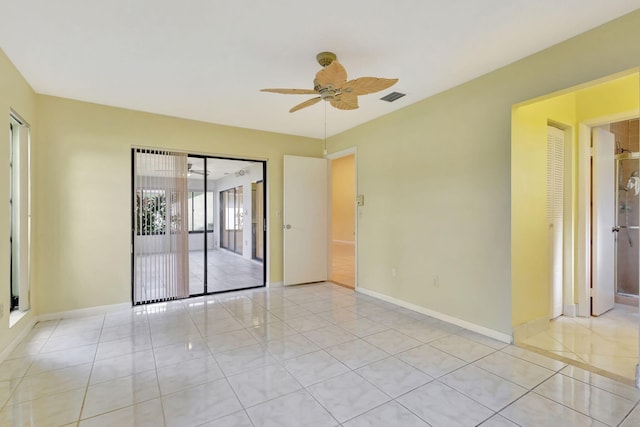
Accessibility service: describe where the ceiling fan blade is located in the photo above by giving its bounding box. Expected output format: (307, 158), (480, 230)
(330, 94), (359, 111)
(341, 77), (399, 96)
(315, 60), (347, 88)
(290, 96), (322, 113)
(261, 88), (318, 95)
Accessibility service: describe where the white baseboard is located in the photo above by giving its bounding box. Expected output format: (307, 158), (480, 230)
(563, 304), (577, 318)
(267, 281), (284, 288)
(0, 317), (37, 363)
(37, 302), (132, 322)
(356, 287), (512, 344)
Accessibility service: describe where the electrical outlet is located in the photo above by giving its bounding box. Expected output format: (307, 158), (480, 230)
(391, 267), (397, 277)
(433, 275), (440, 288)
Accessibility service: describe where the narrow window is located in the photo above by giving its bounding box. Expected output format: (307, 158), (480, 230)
(9, 113), (31, 319)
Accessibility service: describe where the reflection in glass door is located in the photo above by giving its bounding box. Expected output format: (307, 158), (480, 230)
(187, 156), (214, 295)
(252, 181), (264, 261)
(220, 186), (243, 255)
(615, 154), (640, 298)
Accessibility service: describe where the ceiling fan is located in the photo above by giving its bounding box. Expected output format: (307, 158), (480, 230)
(187, 163), (209, 176)
(261, 52), (399, 113)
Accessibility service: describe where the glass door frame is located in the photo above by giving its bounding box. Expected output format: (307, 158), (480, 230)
(131, 150), (268, 302)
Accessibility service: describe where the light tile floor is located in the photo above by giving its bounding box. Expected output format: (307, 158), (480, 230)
(135, 249), (264, 303)
(189, 249), (264, 294)
(1, 283), (640, 426)
(521, 304), (639, 384)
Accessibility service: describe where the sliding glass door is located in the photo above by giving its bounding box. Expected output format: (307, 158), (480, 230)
(132, 151), (267, 303)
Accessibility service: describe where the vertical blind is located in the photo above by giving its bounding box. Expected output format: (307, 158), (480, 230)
(133, 149), (189, 304)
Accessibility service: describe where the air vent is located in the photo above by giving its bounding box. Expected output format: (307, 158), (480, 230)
(380, 91), (406, 102)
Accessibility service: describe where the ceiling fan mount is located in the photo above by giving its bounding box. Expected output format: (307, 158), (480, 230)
(261, 51), (399, 113)
(316, 51), (337, 67)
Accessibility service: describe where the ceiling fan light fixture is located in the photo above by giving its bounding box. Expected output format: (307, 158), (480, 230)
(261, 52), (399, 113)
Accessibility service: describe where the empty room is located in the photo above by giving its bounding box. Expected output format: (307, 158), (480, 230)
(1, 2), (640, 426)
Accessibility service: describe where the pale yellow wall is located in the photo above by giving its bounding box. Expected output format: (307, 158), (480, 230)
(511, 93), (576, 327)
(511, 73), (639, 328)
(576, 73), (640, 121)
(33, 96), (321, 314)
(0, 50), (38, 351)
(328, 10), (640, 335)
(331, 155), (355, 242)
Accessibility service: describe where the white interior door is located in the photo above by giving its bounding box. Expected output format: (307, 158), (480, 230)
(592, 127), (616, 315)
(283, 155), (328, 285)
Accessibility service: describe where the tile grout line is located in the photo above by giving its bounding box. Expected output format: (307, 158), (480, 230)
(76, 312), (106, 425)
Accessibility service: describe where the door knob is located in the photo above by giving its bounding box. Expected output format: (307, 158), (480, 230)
(284, 224), (292, 229)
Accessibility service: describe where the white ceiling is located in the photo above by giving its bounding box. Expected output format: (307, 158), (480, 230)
(2, 1), (639, 139)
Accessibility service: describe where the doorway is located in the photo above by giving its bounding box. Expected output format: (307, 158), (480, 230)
(329, 151), (356, 288)
(511, 70), (640, 384)
(612, 119), (640, 305)
(585, 120), (640, 315)
(280, 152), (358, 288)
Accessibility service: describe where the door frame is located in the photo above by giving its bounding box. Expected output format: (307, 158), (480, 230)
(325, 147), (358, 289)
(577, 112), (639, 316)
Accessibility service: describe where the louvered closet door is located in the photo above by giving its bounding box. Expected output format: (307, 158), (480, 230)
(133, 149), (189, 304)
(547, 126), (564, 319)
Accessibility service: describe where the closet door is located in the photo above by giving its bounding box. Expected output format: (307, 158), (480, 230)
(547, 126), (564, 319)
